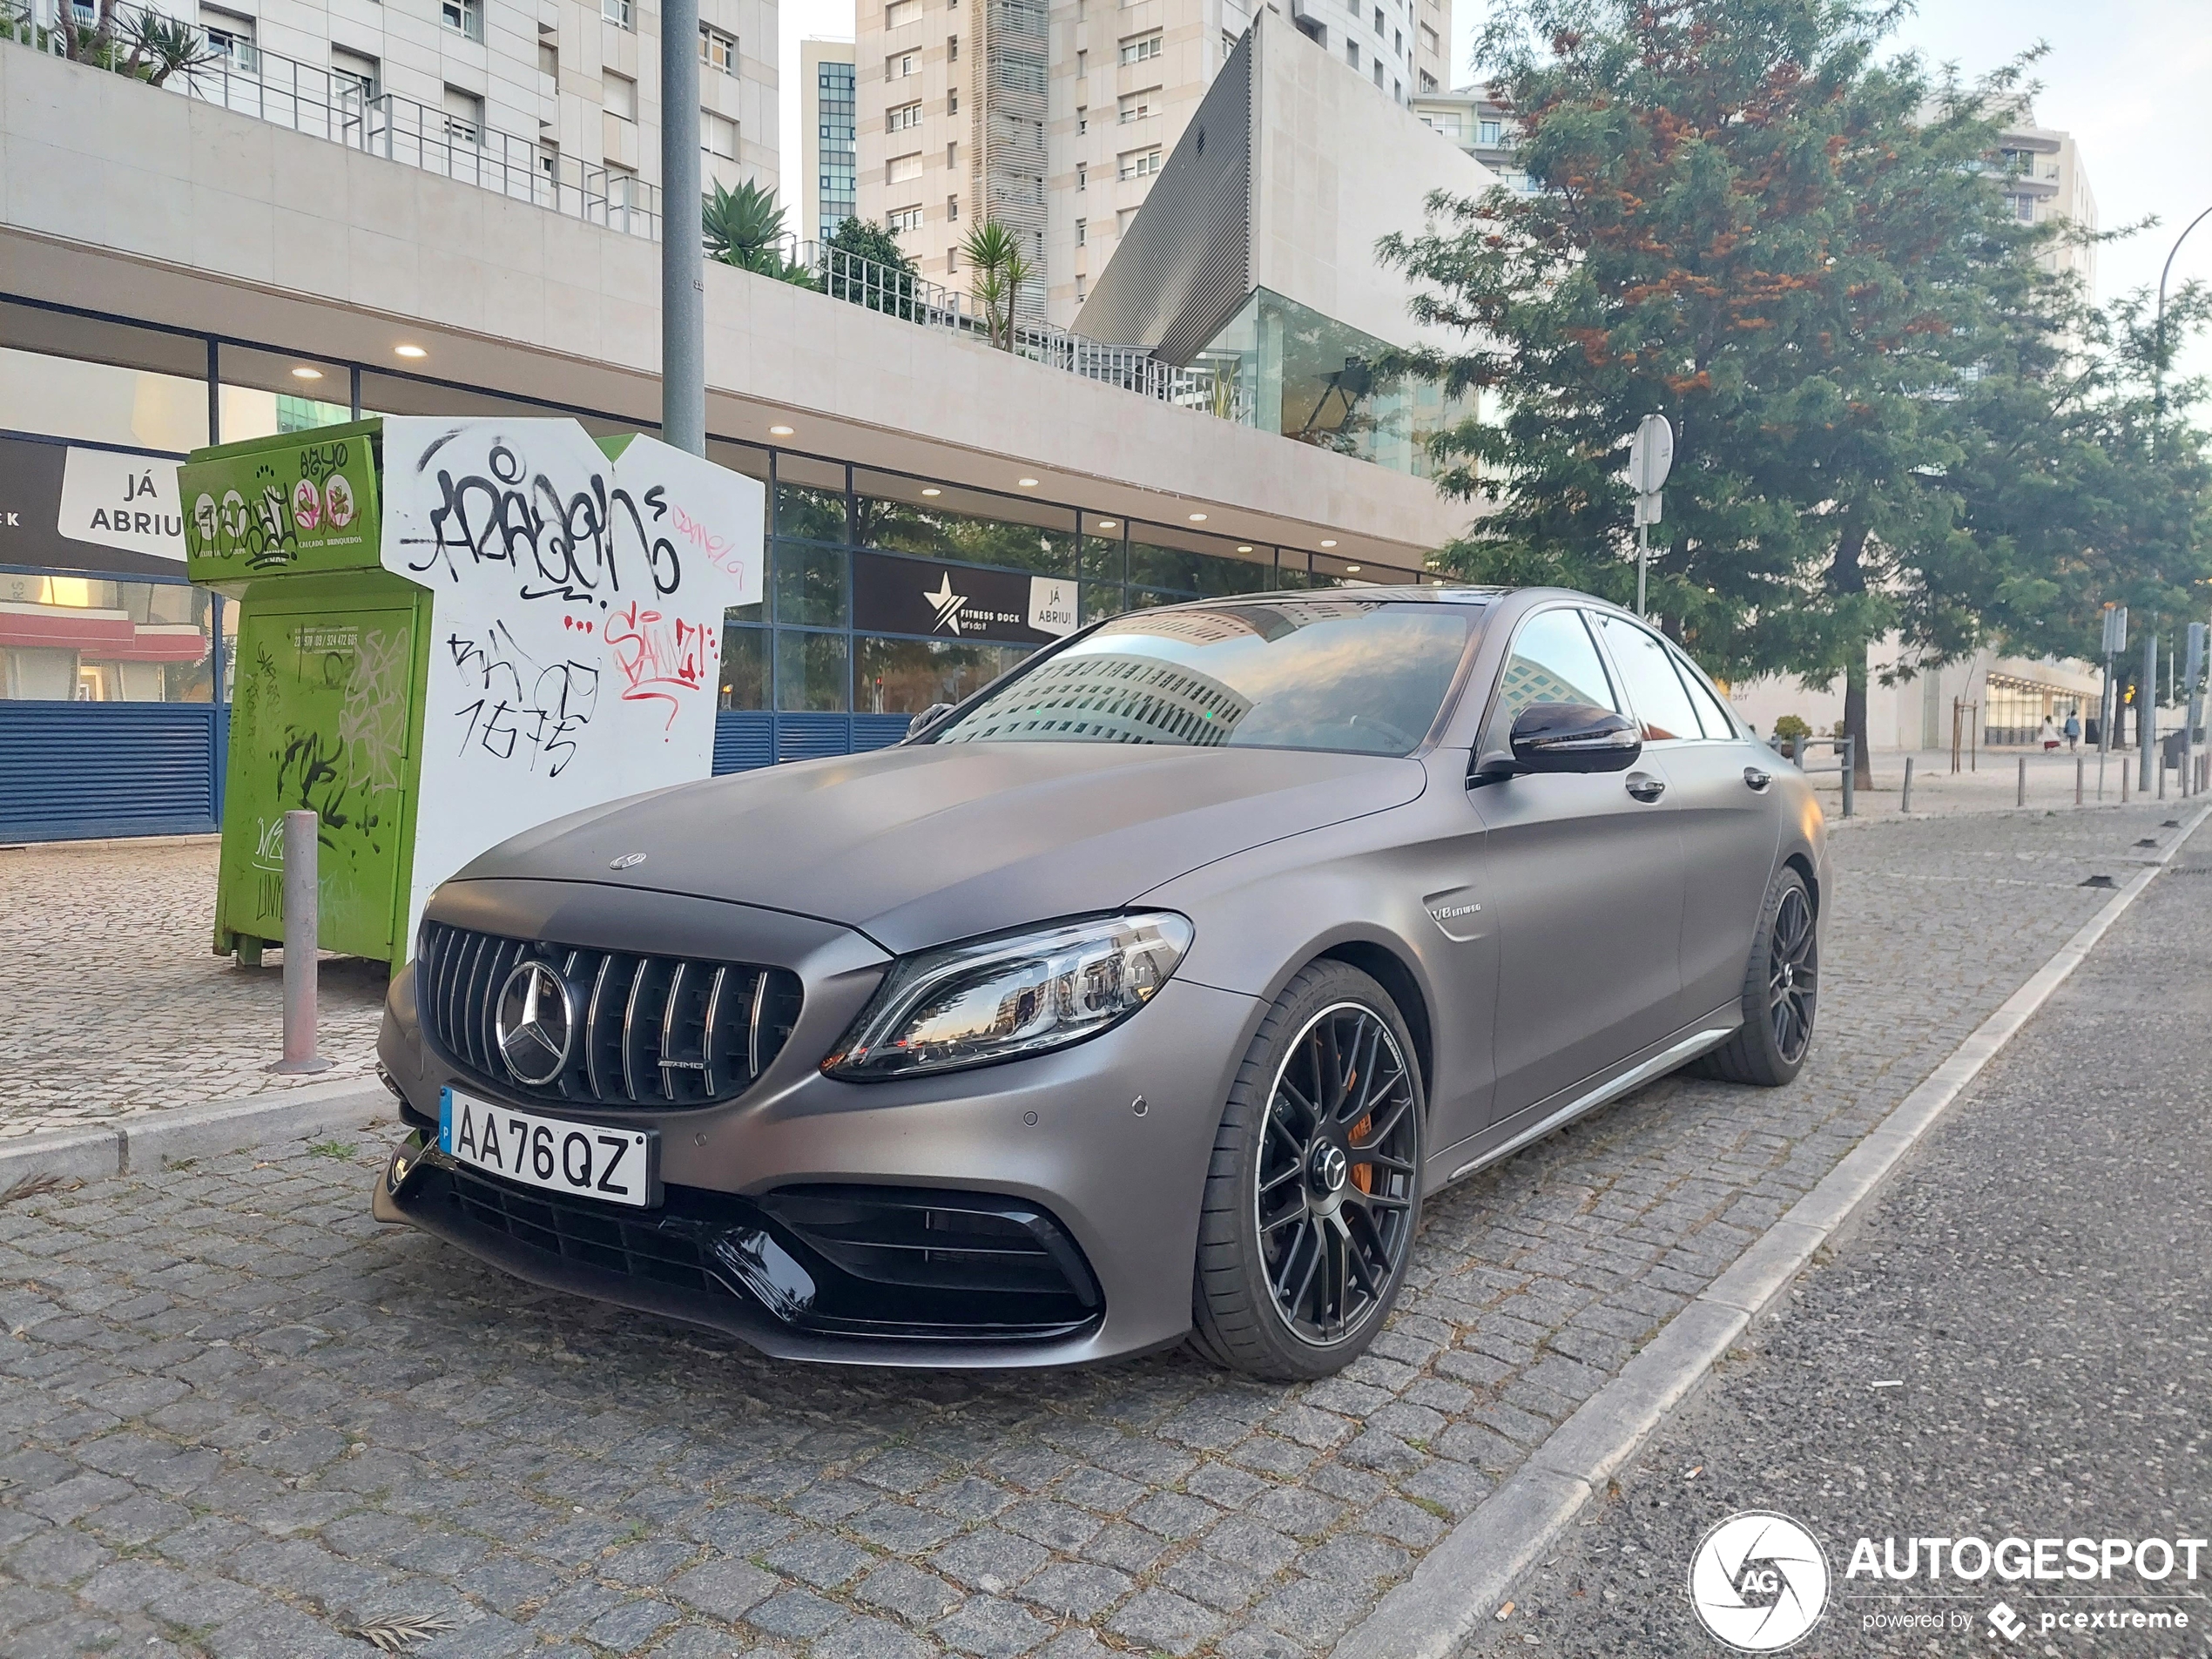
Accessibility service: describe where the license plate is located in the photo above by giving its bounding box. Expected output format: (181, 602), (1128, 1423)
(438, 1087), (660, 1209)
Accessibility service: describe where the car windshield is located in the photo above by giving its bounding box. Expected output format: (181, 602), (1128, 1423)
(926, 598), (1483, 757)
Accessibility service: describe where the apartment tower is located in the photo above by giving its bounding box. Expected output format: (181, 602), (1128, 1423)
(800, 37), (860, 239)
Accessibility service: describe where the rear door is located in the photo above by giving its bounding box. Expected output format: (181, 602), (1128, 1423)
(1470, 605), (1686, 1117)
(1588, 613), (1780, 1028)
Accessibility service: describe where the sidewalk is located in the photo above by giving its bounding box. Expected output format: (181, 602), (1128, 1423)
(1800, 745), (2188, 821)
(0, 838), (385, 1139)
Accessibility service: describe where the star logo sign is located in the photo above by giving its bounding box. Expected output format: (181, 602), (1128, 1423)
(923, 572), (968, 634)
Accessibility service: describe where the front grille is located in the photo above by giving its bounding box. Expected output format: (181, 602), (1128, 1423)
(418, 921), (802, 1108)
(410, 1159), (1104, 1342)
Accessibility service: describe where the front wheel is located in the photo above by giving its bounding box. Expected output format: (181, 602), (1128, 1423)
(1189, 963), (1425, 1380)
(1691, 867), (1818, 1087)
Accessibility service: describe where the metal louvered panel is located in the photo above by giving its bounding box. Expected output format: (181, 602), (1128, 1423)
(418, 922), (803, 1109)
(0, 702), (220, 841)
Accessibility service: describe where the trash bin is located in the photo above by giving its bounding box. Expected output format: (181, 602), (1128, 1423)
(183, 415), (764, 972)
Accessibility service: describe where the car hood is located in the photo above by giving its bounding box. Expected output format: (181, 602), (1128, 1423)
(457, 741), (1427, 955)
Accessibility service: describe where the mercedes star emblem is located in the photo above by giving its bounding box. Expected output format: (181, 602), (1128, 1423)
(609, 853), (649, 870)
(494, 960), (574, 1085)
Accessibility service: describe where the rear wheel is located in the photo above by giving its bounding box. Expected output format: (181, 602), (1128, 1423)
(1691, 867), (1818, 1087)
(1190, 963), (1424, 1379)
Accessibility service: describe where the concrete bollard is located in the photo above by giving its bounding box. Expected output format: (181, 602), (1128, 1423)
(2159, 757), (2168, 799)
(2076, 754), (2084, 806)
(1900, 755), (1915, 813)
(2017, 754), (2027, 807)
(270, 809), (334, 1076)
(2123, 765), (2131, 804)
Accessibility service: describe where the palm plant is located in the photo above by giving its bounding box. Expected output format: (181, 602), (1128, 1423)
(701, 180), (815, 287)
(961, 219), (1032, 350)
(121, 9), (224, 85)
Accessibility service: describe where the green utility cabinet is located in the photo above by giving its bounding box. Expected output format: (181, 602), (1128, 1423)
(182, 414), (767, 976)
(183, 420), (432, 973)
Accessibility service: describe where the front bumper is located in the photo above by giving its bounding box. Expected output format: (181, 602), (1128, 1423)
(376, 878), (1263, 1367)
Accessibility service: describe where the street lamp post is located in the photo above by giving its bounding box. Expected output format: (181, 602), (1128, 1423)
(2154, 204), (2212, 444)
(662, 0), (705, 455)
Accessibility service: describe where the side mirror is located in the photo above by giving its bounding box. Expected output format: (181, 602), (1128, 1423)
(907, 703), (954, 739)
(1474, 703), (1642, 781)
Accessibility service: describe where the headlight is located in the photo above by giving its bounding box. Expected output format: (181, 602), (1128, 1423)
(823, 912), (1194, 1081)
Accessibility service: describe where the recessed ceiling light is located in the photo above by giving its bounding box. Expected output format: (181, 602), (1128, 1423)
(768, 424), (795, 436)
(1188, 512), (1208, 522)
(1319, 539), (1339, 549)
(291, 366), (323, 381)
(921, 487), (941, 497)
(1345, 563), (1362, 573)
(1236, 544), (1254, 553)
(1096, 518), (1117, 529)
(394, 344), (427, 359)
(1017, 477), (1040, 488)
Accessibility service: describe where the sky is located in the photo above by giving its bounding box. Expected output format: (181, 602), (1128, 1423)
(773, 0), (2212, 382)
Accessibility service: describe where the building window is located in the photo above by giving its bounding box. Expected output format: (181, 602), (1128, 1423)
(1117, 31), (1160, 64)
(890, 51), (918, 77)
(442, 85), (483, 144)
(1420, 22), (1438, 53)
(1076, 105), (1087, 133)
(330, 47), (379, 101)
(602, 0), (631, 26)
(1418, 69), (1435, 91)
(1372, 61), (1384, 89)
(1117, 147), (1160, 179)
(1076, 163), (1086, 191)
(888, 152), (923, 184)
(947, 140), (958, 166)
(700, 24), (738, 73)
(1077, 48), (1088, 78)
(890, 204), (924, 232)
(1223, 29), (1235, 57)
(885, 0), (918, 24)
(1345, 40), (1358, 68)
(948, 33), (958, 61)
(701, 111), (738, 160)
(2011, 194), (2035, 221)
(437, 0), (480, 37)
(1394, 27), (1403, 53)
(1076, 273), (1086, 300)
(1373, 6), (1384, 29)
(604, 71), (637, 121)
(948, 246), (958, 273)
(199, 5), (258, 67)
(948, 195), (959, 219)
(888, 99), (923, 131)
(1478, 118), (1501, 145)
(538, 38), (557, 76)
(605, 162), (638, 205)
(948, 90), (958, 113)
(1075, 217), (1086, 246)
(1117, 88), (1156, 124)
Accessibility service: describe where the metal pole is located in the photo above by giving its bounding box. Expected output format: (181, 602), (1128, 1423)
(1900, 755), (1915, 813)
(2122, 762), (2131, 804)
(1841, 738), (1854, 819)
(271, 810), (332, 1075)
(2075, 753), (2084, 806)
(1635, 520), (1649, 618)
(2154, 205), (2212, 445)
(2017, 754), (2027, 807)
(2141, 627), (2157, 796)
(661, 0), (705, 455)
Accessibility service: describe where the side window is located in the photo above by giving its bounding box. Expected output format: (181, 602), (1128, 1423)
(1669, 645), (1737, 739)
(1486, 607), (1619, 750)
(1593, 614), (1702, 742)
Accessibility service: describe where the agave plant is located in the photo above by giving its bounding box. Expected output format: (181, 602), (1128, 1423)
(701, 180), (814, 287)
(961, 219), (1033, 350)
(121, 9), (224, 85)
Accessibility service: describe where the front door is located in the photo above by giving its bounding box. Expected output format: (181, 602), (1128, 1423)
(1470, 605), (1685, 1117)
(1589, 612), (1781, 1027)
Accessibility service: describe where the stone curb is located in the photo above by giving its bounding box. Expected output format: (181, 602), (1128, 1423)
(1332, 801), (2212, 1659)
(0, 1075), (396, 1193)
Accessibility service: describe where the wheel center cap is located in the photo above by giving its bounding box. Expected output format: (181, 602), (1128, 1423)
(1311, 1143), (1349, 1196)
(1777, 964), (1795, 991)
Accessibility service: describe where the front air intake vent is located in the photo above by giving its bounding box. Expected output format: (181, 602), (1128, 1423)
(417, 922), (801, 1109)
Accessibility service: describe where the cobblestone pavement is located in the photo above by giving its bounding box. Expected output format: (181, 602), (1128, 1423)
(1456, 817), (2212, 1658)
(0, 806), (2191, 1659)
(1798, 745), (2181, 822)
(0, 840), (385, 1138)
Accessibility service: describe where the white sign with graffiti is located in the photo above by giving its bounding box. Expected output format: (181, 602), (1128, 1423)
(377, 416), (765, 938)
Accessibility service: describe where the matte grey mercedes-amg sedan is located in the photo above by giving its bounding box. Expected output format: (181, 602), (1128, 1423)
(373, 586), (1828, 1379)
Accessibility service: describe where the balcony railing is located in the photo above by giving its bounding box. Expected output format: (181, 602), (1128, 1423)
(9, 0), (1251, 426)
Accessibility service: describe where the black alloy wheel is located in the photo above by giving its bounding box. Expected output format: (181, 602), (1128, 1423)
(1692, 866), (1818, 1088)
(1190, 962), (1425, 1379)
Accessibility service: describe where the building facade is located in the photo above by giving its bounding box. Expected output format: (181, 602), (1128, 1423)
(1998, 103), (2098, 299)
(853, 0), (1451, 328)
(799, 37), (857, 240)
(1411, 84), (1531, 192)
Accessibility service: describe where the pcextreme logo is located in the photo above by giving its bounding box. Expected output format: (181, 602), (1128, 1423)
(1688, 1512), (1831, 1652)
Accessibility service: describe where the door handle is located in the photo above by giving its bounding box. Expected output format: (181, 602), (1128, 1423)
(1625, 772), (1666, 803)
(1743, 767), (1772, 792)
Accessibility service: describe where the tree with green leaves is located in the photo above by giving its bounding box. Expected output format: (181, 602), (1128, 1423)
(1379, 0), (2095, 783)
(824, 217), (921, 319)
(702, 180), (815, 287)
(961, 220), (1034, 350)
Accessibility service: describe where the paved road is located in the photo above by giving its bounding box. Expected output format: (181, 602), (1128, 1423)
(1460, 818), (2212, 1659)
(0, 806), (2195, 1659)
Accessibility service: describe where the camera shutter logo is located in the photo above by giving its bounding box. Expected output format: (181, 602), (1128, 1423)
(1688, 1512), (1830, 1652)
(495, 961), (574, 1085)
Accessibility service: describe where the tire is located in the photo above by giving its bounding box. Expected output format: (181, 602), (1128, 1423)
(1190, 962), (1426, 1380)
(1690, 866), (1818, 1087)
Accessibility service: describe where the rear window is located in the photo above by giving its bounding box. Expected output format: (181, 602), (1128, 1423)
(925, 599), (1482, 758)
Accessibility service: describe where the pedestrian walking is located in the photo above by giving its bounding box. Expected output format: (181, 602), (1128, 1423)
(2039, 715), (2060, 753)
(2063, 711), (2080, 752)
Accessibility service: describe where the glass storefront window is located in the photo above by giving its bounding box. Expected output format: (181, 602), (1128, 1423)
(1081, 583), (1126, 624)
(0, 305), (212, 453)
(851, 469), (1076, 576)
(775, 454), (849, 543)
(0, 574), (213, 701)
(773, 542), (847, 627)
(1127, 524), (1275, 598)
(718, 624), (769, 709)
(854, 635), (1029, 714)
(776, 629), (849, 711)
(1080, 532), (1125, 585)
